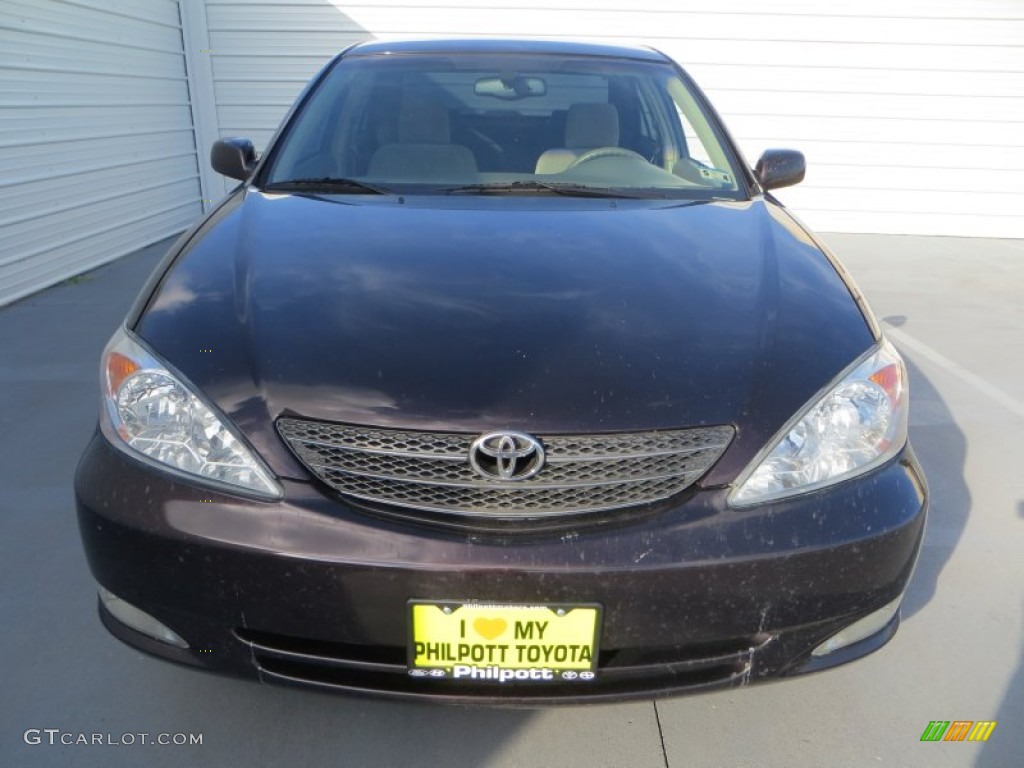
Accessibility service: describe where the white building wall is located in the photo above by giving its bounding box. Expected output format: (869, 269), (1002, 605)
(198, 0), (372, 195)
(199, 0), (1024, 237)
(0, 0), (204, 306)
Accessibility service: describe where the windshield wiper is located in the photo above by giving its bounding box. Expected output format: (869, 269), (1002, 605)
(262, 177), (390, 195)
(434, 181), (658, 199)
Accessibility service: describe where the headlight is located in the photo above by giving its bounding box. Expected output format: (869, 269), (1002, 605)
(100, 327), (281, 499)
(730, 339), (908, 506)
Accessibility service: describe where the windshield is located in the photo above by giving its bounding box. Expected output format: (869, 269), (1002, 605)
(263, 52), (745, 199)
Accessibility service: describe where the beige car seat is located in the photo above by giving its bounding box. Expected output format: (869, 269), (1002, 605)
(535, 103), (620, 174)
(368, 100), (478, 179)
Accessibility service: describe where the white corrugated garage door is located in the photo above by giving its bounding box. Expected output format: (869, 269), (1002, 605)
(196, 0), (1024, 238)
(197, 0), (372, 196)
(0, 0), (203, 306)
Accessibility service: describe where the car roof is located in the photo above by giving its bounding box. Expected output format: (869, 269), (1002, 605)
(345, 37), (669, 62)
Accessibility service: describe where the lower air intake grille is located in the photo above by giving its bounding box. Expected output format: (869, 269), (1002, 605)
(277, 419), (733, 518)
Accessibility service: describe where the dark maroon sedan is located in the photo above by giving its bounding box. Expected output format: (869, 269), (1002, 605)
(75, 38), (927, 704)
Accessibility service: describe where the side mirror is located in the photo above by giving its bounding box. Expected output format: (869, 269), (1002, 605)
(211, 137), (257, 181)
(755, 149), (805, 191)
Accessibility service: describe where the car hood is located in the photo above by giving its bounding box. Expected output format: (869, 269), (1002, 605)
(136, 190), (875, 482)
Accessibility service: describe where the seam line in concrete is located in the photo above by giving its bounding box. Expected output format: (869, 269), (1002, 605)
(653, 699), (670, 768)
(884, 325), (1024, 421)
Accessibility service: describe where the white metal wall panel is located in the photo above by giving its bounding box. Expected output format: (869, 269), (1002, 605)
(202, 0), (371, 196)
(0, 0), (203, 306)
(200, 0), (1024, 237)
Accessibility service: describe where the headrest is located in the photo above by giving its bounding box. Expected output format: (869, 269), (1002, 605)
(565, 103), (619, 148)
(398, 101), (451, 144)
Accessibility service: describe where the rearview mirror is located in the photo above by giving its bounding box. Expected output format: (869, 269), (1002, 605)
(211, 137), (257, 181)
(755, 149), (806, 191)
(474, 76), (547, 100)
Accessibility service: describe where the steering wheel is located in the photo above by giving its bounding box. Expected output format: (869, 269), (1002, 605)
(567, 147), (648, 169)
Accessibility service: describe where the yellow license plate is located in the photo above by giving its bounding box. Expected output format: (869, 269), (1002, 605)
(408, 601), (601, 682)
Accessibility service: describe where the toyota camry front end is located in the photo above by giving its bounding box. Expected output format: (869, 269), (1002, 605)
(74, 38), (927, 704)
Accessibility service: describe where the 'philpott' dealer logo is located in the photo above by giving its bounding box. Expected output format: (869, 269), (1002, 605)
(409, 602), (599, 683)
(920, 721), (997, 742)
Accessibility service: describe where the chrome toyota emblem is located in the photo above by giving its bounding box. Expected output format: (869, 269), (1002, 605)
(469, 431), (545, 481)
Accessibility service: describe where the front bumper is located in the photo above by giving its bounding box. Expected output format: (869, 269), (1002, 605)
(75, 431), (927, 705)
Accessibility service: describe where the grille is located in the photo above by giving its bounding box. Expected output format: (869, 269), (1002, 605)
(277, 419), (733, 518)
(235, 627), (761, 702)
